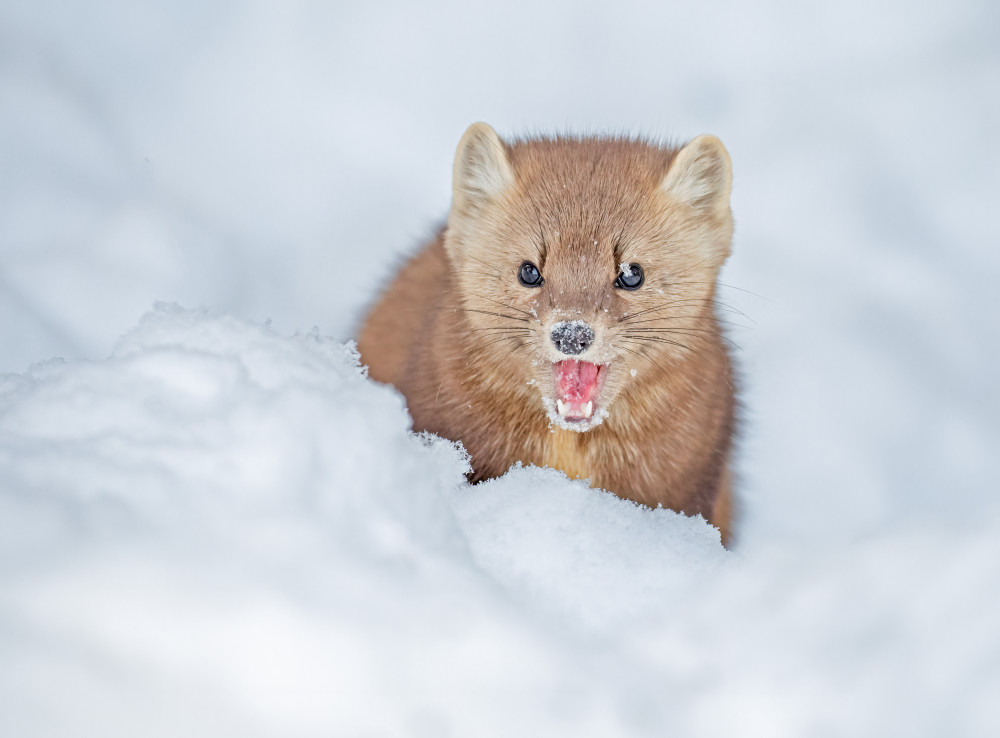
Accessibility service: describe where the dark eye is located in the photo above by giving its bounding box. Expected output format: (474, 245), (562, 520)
(518, 261), (544, 287)
(615, 263), (644, 290)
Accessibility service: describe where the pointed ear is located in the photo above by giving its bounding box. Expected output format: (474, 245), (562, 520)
(661, 135), (732, 217)
(451, 122), (514, 213)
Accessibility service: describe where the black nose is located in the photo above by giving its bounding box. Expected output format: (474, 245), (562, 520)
(550, 320), (594, 355)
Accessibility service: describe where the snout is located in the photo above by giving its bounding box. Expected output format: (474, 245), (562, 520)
(550, 320), (594, 356)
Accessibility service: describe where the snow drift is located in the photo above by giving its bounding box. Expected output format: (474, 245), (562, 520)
(2, 305), (997, 737)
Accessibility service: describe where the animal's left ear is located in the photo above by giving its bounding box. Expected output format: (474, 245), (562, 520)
(661, 135), (732, 218)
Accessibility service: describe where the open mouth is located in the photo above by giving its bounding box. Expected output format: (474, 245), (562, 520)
(552, 360), (606, 422)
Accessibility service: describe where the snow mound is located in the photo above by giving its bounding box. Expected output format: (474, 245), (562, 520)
(1, 306), (998, 737)
(0, 303), (467, 558)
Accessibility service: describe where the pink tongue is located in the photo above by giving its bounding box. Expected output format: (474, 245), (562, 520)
(554, 360), (601, 403)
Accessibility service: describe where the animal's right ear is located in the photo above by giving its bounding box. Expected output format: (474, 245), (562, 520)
(450, 122), (514, 216)
(660, 134), (732, 219)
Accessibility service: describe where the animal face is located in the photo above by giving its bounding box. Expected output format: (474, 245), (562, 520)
(444, 124), (734, 431)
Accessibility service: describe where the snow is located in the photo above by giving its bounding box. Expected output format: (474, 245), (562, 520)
(3, 0), (1000, 735)
(2, 305), (998, 736)
(4, 306), (999, 736)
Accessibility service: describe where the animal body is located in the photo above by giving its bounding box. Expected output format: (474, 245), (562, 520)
(358, 123), (738, 544)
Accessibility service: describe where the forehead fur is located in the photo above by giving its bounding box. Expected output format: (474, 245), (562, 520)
(499, 136), (681, 262)
(507, 135), (678, 189)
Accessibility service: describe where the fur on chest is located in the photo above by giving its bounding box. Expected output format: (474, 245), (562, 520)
(541, 428), (592, 481)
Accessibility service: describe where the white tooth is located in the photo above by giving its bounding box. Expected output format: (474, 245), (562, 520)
(583, 401), (593, 418)
(557, 399), (568, 416)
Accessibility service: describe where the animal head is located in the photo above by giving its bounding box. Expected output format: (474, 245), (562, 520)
(443, 122), (734, 431)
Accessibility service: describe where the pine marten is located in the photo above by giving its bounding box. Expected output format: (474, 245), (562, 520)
(358, 123), (738, 544)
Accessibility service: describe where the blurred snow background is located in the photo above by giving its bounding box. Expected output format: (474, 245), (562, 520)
(2, 0), (999, 735)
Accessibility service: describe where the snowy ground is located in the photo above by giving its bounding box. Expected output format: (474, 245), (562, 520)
(2, 1), (999, 735)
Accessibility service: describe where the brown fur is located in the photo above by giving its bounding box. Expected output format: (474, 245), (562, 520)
(358, 124), (738, 545)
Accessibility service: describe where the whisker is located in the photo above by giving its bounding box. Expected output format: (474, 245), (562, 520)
(456, 309), (530, 323)
(619, 336), (693, 352)
(669, 279), (767, 300)
(619, 297), (755, 326)
(465, 292), (537, 318)
(620, 309), (711, 325)
(712, 302), (757, 324)
(618, 298), (716, 321)
(622, 314), (750, 329)
(624, 328), (742, 351)
(464, 271), (504, 282)
(479, 335), (529, 348)
(623, 327), (717, 336)
(615, 344), (645, 360)
(470, 326), (532, 332)
(452, 246), (503, 277)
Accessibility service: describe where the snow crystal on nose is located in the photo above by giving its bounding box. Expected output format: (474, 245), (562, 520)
(550, 320), (594, 356)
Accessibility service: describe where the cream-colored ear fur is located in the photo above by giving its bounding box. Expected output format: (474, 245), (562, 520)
(446, 123), (514, 266)
(661, 135), (732, 217)
(451, 122), (514, 214)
